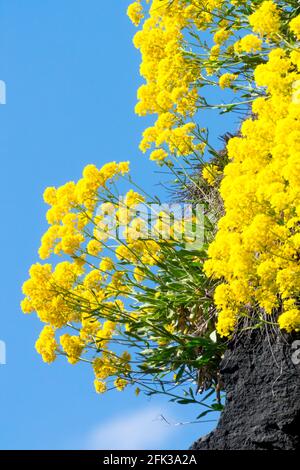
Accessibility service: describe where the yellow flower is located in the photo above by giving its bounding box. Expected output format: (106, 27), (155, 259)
(213, 28), (231, 45)
(60, 334), (84, 364)
(35, 326), (58, 364)
(219, 73), (237, 89)
(82, 164), (102, 185)
(239, 34), (262, 53)
(127, 1), (144, 27)
(99, 257), (114, 272)
(133, 266), (145, 282)
(202, 164), (222, 186)
(43, 187), (57, 205)
(87, 240), (102, 256)
(289, 15), (300, 40)
(205, 50), (300, 336)
(83, 270), (103, 289)
(61, 234), (84, 256)
(118, 161), (130, 175)
(278, 310), (300, 333)
(210, 44), (220, 58)
(20, 297), (34, 314)
(94, 379), (107, 394)
(248, 1), (280, 37)
(100, 161), (119, 182)
(216, 309), (237, 337)
(150, 149), (168, 162)
(114, 378), (128, 391)
(124, 189), (145, 207)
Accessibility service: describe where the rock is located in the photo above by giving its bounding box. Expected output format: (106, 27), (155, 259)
(191, 329), (300, 450)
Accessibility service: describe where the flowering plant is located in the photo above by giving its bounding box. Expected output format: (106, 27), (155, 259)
(22, 1), (300, 414)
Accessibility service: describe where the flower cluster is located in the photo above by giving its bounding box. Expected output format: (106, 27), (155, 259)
(22, 158), (201, 393)
(127, 0), (291, 167)
(127, 0), (216, 164)
(127, 1), (144, 26)
(202, 164), (222, 186)
(205, 45), (300, 336)
(21, 160), (161, 390)
(248, 1), (280, 37)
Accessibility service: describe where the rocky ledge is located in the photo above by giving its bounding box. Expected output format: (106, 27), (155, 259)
(191, 329), (300, 450)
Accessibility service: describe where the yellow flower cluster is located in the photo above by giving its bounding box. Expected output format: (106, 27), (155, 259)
(22, 249), (134, 390)
(21, 159), (166, 392)
(128, 0), (219, 162)
(35, 325), (58, 364)
(127, 1), (144, 27)
(21, 261), (81, 328)
(202, 164), (222, 186)
(205, 47), (300, 336)
(290, 15), (300, 41)
(60, 334), (84, 364)
(128, 0), (281, 165)
(234, 34), (263, 54)
(93, 351), (131, 394)
(39, 161), (129, 259)
(219, 73), (237, 90)
(248, 1), (280, 38)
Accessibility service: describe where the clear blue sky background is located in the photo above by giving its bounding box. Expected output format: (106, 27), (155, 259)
(0, 0), (240, 450)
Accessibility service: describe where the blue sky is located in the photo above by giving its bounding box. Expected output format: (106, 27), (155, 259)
(0, 0), (240, 450)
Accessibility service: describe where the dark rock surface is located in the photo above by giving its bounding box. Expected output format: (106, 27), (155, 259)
(191, 330), (300, 450)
